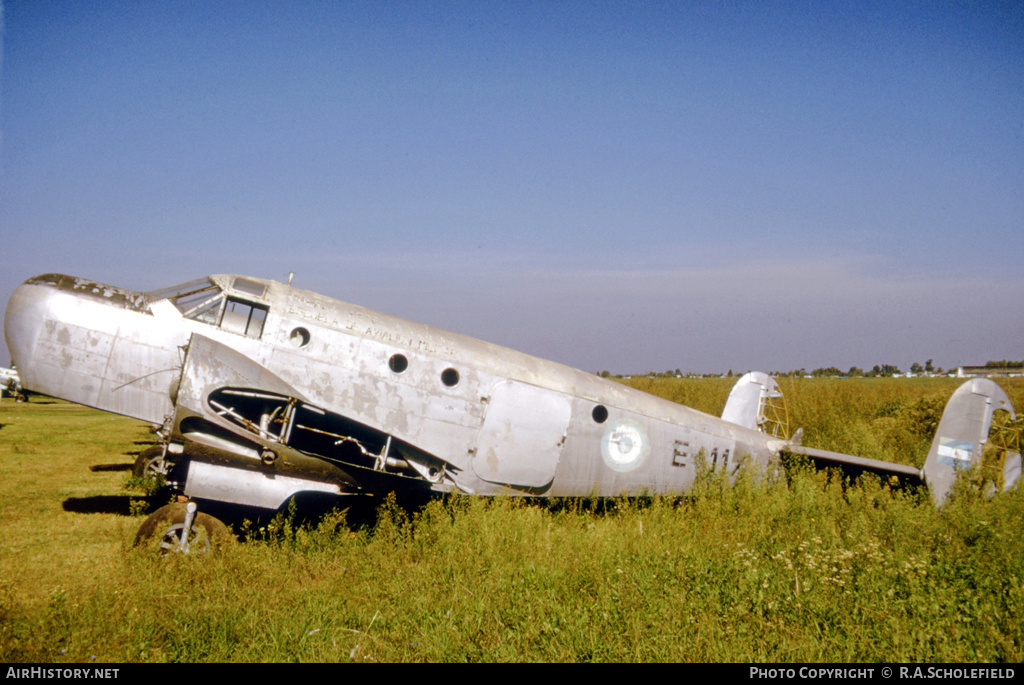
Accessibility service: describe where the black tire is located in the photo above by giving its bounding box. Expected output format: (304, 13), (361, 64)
(134, 502), (231, 555)
(132, 445), (167, 480)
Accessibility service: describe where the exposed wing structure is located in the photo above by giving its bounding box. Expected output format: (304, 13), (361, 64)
(172, 333), (453, 508)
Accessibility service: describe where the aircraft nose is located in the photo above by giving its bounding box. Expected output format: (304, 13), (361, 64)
(4, 273), (181, 422)
(4, 279), (53, 384)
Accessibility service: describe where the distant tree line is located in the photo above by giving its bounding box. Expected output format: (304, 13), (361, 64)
(775, 364), (913, 378)
(596, 359), (1024, 379)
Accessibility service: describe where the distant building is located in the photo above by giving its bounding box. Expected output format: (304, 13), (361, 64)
(957, 366), (1023, 378)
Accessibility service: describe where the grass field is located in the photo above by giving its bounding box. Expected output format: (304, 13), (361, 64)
(0, 378), (1021, 662)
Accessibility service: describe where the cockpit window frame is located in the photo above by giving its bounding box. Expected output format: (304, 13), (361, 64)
(145, 276), (269, 339)
(145, 278), (219, 305)
(183, 294), (225, 325)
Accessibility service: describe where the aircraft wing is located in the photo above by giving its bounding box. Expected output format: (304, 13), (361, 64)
(784, 444), (924, 482)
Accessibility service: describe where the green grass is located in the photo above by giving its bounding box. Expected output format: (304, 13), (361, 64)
(1, 379), (1022, 662)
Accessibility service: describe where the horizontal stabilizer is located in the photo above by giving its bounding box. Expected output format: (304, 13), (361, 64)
(785, 445), (923, 481)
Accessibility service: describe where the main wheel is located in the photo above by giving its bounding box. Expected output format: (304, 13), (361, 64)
(132, 445), (168, 480)
(134, 502), (231, 555)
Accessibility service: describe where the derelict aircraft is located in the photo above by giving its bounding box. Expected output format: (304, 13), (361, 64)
(0, 365), (25, 401)
(4, 273), (1021, 552)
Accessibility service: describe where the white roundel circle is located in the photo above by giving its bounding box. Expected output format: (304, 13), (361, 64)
(601, 419), (650, 472)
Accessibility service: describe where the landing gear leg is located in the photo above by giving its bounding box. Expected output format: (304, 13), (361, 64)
(134, 501), (230, 555)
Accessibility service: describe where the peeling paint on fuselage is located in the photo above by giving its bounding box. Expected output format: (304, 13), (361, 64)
(26, 274), (150, 312)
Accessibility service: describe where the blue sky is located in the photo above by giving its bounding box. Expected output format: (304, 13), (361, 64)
(1, 1), (1021, 374)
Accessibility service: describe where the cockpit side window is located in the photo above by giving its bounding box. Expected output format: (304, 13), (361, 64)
(221, 298), (268, 338)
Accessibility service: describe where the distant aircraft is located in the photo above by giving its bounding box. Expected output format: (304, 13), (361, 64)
(0, 365), (26, 402)
(4, 273), (1020, 553)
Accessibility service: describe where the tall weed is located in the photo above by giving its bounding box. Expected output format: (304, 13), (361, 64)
(1, 382), (1021, 662)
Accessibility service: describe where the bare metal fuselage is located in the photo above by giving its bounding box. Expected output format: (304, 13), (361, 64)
(3, 273), (785, 506)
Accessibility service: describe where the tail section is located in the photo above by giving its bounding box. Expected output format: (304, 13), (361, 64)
(722, 372), (789, 438)
(779, 377), (1019, 507)
(923, 378), (1020, 506)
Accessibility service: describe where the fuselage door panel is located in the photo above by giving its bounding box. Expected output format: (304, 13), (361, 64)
(472, 380), (572, 488)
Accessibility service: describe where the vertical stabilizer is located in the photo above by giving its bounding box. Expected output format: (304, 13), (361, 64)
(923, 379), (1019, 506)
(722, 372), (788, 437)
